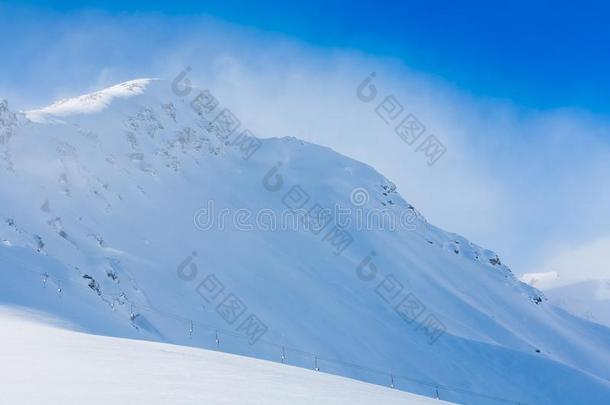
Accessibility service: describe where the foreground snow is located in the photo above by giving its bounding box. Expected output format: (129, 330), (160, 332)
(0, 309), (451, 405)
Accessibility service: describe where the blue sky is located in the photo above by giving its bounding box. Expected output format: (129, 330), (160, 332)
(1, 1), (609, 283)
(5, 1), (610, 113)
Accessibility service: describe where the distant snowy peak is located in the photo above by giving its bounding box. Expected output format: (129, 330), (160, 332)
(520, 271), (559, 290)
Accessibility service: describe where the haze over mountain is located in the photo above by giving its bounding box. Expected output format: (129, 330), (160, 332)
(1, 78), (609, 404)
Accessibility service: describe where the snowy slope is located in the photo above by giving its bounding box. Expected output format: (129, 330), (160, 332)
(0, 309), (453, 405)
(545, 280), (610, 327)
(1, 79), (610, 404)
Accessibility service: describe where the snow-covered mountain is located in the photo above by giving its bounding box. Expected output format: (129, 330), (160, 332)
(1, 78), (610, 404)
